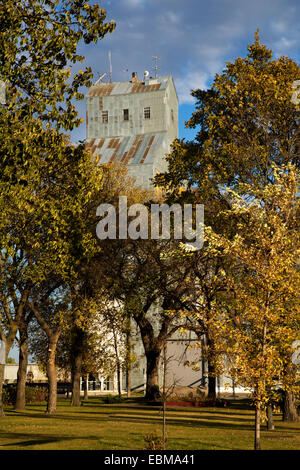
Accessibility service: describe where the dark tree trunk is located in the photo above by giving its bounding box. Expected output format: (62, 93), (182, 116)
(14, 319), (29, 410)
(283, 391), (299, 422)
(206, 338), (217, 400)
(46, 338), (58, 414)
(133, 299), (174, 402)
(126, 322), (131, 398)
(266, 403), (275, 430)
(117, 363), (121, 397)
(71, 327), (84, 406)
(254, 402), (261, 450)
(145, 350), (161, 401)
(83, 374), (88, 400)
(71, 358), (82, 406)
(0, 339), (8, 418)
(207, 374), (216, 400)
(112, 326), (122, 397)
(0, 363), (5, 418)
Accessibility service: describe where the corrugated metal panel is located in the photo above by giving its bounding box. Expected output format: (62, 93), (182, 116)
(85, 131), (166, 166)
(87, 76), (171, 98)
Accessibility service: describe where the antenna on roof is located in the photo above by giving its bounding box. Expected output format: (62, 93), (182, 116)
(152, 56), (159, 78)
(108, 51), (112, 83)
(94, 72), (107, 86)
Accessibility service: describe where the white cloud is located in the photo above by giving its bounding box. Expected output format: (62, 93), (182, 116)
(70, 0), (300, 142)
(175, 71), (209, 104)
(125, 0), (144, 8)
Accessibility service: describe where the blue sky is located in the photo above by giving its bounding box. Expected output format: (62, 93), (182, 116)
(69, 0), (300, 144)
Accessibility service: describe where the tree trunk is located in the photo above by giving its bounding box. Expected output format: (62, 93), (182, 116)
(0, 339), (7, 418)
(46, 338), (58, 414)
(126, 363), (131, 398)
(283, 391), (299, 422)
(83, 374), (88, 400)
(204, 334), (217, 400)
(112, 325), (122, 397)
(71, 327), (84, 406)
(14, 320), (29, 410)
(126, 323), (131, 398)
(162, 343), (167, 450)
(207, 354), (216, 400)
(71, 360), (82, 406)
(145, 350), (161, 401)
(266, 403), (275, 430)
(117, 363), (121, 397)
(207, 374), (216, 400)
(0, 364), (5, 418)
(133, 303), (172, 402)
(254, 402), (261, 450)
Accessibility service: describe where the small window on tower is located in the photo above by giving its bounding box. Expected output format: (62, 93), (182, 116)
(144, 106), (151, 119)
(171, 109), (174, 123)
(102, 110), (108, 123)
(123, 109), (129, 121)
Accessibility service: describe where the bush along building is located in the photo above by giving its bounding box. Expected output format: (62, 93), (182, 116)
(84, 71), (244, 399)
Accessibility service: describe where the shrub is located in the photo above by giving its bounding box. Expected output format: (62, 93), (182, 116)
(3, 385), (48, 405)
(143, 432), (165, 450)
(102, 394), (124, 404)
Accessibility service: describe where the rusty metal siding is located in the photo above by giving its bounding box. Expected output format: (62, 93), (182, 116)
(87, 78), (166, 98)
(86, 75), (178, 188)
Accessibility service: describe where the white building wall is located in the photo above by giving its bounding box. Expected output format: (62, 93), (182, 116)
(86, 76), (178, 190)
(4, 364), (48, 383)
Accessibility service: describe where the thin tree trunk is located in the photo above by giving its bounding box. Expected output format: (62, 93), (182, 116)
(0, 338), (7, 418)
(254, 402), (261, 450)
(266, 385), (275, 431)
(71, 327), (84, 406)
(112, 325), (121, 397)
(162, 343), (167, 450)
(117, 364), (121, 397)
(83, 374), (89, 400)
(46, 338), (58, 414)
(126, 324), (131, 398)
(126, 362), (131, 398)
(14, 319), (29, 410)
(266, 403), (275, 430)
(0, 363), (5, 418)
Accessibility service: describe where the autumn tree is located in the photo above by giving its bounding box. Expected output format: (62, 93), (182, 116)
(0, 0), (115, 415)
(0, 124), (108, 415)
(216, 165), (300, 450)
(0, 0), (115, 132)
(155, 31), (299, 197)
(154, 31), (299, 401)
(65, 165), (151, 406)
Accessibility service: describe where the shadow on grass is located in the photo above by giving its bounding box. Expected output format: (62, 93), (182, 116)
(107, 413), (256, 431)
(0, 431), (77, 448)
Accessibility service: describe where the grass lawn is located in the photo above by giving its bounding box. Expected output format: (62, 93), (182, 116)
(0, 396), (299, 450)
